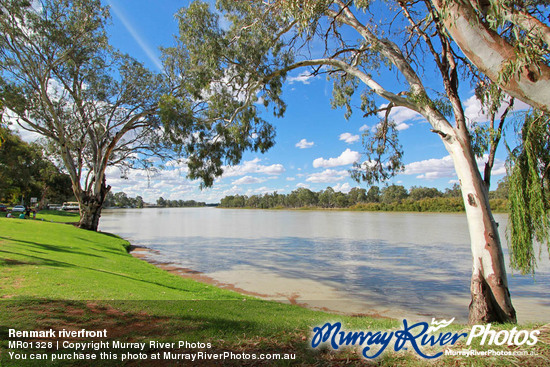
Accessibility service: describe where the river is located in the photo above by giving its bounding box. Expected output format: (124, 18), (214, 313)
(99, 207), (550, 323)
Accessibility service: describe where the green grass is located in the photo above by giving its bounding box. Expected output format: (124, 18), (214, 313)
(0, 214), (547, 366)
(0, 209), (79, 223)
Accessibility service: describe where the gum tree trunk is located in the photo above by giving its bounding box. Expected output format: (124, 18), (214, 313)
(431, 0), (550, 113)
(445, 129), (517, 324)
(77, 180), (110, 231)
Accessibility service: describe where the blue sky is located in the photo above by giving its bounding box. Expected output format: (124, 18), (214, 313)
(93, 0), (523, 203)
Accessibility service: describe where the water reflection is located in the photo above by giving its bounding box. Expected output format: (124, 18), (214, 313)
(100, 208), (550, 322)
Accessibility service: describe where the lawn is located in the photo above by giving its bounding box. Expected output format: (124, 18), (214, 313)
(0, 214), (547, 366)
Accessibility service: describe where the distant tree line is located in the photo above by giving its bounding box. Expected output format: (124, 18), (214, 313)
(219, 182), (509, 212)
(103, 193), (207, 209)
(103, 192), (145, 209)
(156, 197), (206, 208)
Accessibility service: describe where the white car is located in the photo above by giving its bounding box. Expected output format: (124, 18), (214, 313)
(12, 205), (26, 212)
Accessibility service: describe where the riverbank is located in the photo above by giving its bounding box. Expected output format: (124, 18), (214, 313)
(219, 198), (508, 213)
(219, 197), (509, 213)
(129, 245), (398, 319)
(1, 214), (548, 366)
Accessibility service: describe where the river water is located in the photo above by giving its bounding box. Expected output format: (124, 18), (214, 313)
(99, 208), (550, 323)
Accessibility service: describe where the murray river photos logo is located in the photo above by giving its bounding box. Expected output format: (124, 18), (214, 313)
(310, 318), (540, 359)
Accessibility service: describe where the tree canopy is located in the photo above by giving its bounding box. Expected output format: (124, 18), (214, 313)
(0, 128), (73, 205)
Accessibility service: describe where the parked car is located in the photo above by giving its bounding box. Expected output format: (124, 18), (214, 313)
(12, 205), (26, 212)
(62, 202), (79, 211)
(0, 204), (7, 212)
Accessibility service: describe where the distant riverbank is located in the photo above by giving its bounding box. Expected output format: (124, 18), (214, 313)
(219, 197), (509, 213)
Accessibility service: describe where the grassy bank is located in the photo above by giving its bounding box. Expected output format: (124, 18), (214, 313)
(0, 214), (547, 366)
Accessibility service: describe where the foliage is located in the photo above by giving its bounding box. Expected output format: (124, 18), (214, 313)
(380, 184), (409, 204)
(0, 128), (72, 205)
(155, 196), (206, 208)
(507, 112), (550, 274)
(160, 0), (284, 188)
(103, 192), (143, 208)
(409, 186), (444, 201)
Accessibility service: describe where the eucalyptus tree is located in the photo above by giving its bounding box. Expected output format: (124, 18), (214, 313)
(430, 0), (550, 277)
(431, 0), (550, 113)
(167, 0), (520, 323)
(0, 0), (171, 230)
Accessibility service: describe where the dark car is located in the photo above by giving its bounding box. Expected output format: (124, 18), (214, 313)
(0, 204), (7, 212)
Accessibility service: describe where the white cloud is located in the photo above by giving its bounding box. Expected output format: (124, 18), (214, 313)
(359, 124), (369, 132)
(8, 122), (42, 142)
(378, 104), (424, 125)
(332, 182), (352, 193)
(395, 122), (411, 131)
(286, 177), (296, 181)
(404, 156), (456, 179)
(287, 71), (316, 84)
(339, 133), (360, 144)
(223, 158), (285, 177)
(463, 94), (530, 124)
(296, 183), (310, 189)
(313, 149), (361, 168)
(404, 154), (506, 180)
(306, 169), (349, 183)
(232, 176), (266, 185)
(295, 138), (314, 149)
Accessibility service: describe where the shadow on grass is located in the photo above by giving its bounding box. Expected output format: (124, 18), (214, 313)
(0, 248), (196, 295)
(0, 236), (105, 259)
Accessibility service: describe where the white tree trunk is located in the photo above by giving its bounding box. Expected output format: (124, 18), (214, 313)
(431, 0), (550, 113)
(445, 131), (516, 323)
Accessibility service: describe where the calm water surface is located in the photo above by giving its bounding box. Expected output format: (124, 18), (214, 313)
(99, 208), (550, 322)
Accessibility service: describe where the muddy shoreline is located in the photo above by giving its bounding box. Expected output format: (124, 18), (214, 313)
(128, 245), (390, 319)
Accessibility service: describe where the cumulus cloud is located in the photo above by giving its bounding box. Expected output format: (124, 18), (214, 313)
(395, 122), (411, 131)
(313, 149), (361, 168)
(378, 104), (424, 126)
(404, 156), (457, 179)
(295, 138), (314, 149)
(332, 182), (352, 193)
(359, 124), (369, 132)
(232, 176), (266, 185)
(404, 154), (506, 180)
(339, 132), (360, 144)
(223, 158), (285, 177)
(463, 94), (530, 124)
(306, 169), (349, 183)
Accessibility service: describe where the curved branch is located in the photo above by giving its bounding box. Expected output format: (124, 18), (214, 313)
(431, 0), (550, 113)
